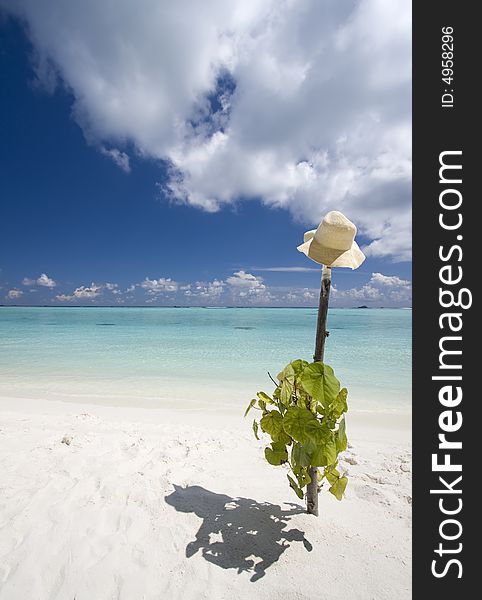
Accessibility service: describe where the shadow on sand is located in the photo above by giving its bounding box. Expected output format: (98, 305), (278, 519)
(165, 485), (312, 582)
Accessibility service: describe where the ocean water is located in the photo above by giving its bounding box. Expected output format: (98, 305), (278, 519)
(0, 307), (411, 412)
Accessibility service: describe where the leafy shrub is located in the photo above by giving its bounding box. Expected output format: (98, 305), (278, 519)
(245, 359), (349, 501)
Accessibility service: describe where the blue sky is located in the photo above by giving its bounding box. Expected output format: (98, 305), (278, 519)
(0, 2), (411, 307)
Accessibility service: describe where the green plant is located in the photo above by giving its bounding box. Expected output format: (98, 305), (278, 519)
(245, 359), (349, 502)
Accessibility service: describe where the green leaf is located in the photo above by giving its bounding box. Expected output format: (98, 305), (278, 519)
(280, 380), (293, 405)
(311, 440), (337, 467)
(252, 419), (260, 440)
(265, 441), (288, 465)
(277, 363), (295, 383)
(329, 388), (348, 421)
(290, 460), (302, 476)
(296, 468), (311, 488)
(244, 399), (257, 417)
(329, 476), (348, 501)
(325, 466), (341, 485)
(260, 410), (284, 440)
(290, 359), (309, 379)
(287, 474), (304, 499)
(258, 399), (266, 411)
(292, 442), (312, 467)
(309, 424), (337, 467)
(277, 430), (292, 446)
(304, 417), (325, 442)
(257, 391), (274, 404)
(300, 362), (340, 409)
(282, 406), (319, 443)
(335, 417), (347, 453)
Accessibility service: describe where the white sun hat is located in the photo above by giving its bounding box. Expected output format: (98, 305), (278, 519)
(297, 211), (366, 269)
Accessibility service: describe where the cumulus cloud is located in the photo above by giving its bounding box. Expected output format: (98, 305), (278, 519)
(105, 282), (121, 294)
(165, 1), (412, 261)
(100, 147), (131, 172)
(182, 270), (271, 303)
(331, 272), (411, 307)
(226, 270), (263, 288)
(18, 270), (410, 307)
(54, 294), (74, 302)
(6, 289), (23, 300)
(283, 287), (317, 305)
(370, 272), (411, 287)
(55, 283), (102, 301)
(37, 273), (57, 287)
(1, 0), (411, 260)
(225, 270), (271, 302)
(140, 277), (179, 294)
(183, 279), (225, 299)
(22, 273), (56, 287)
(71, 284), (102, 298)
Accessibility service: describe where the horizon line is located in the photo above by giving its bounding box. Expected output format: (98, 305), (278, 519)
(0, 304), (413, 309)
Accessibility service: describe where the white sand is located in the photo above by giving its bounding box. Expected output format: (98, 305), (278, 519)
(0, 396), (411, 600)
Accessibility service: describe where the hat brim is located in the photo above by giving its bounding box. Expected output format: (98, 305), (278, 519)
(297, 238), (366, 269)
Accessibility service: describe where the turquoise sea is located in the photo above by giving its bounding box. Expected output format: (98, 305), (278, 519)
(0, 307), (411, 412)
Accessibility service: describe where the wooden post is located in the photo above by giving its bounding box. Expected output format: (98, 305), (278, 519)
(306, 265), (332, 516)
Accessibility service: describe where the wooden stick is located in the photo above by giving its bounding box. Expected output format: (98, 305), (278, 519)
(313, 266), (332, 362)
(306, 265), (332, 516)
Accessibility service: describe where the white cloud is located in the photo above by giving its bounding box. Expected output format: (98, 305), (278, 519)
(37, 273), (56, 287)
(226, 270), (264, 288)
(22, 273), (56, 287)
(331, 272), (411, 307)
(225, 270), (272, 302)
(140, 277), (178, 294)
(100, 147), (131, 172)
(55, 283), (102, 301)
(72, 284), (102, 298)
(105, 282), (121, 294)
(370, 272), (411, 287)
(54, 294), (74, 302)
(182, 271), (271, 303)
(6, 289), (23, 300)
(183, 279), (225, 298)
(2, 0), (411, 261)
(282, 287), (317, 305)
(21, 270), (410, 307)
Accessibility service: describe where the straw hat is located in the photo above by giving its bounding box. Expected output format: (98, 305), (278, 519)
(297, 211), (366, 269)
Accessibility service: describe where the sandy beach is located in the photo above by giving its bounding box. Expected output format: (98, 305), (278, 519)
(0, 395), (411, 600)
